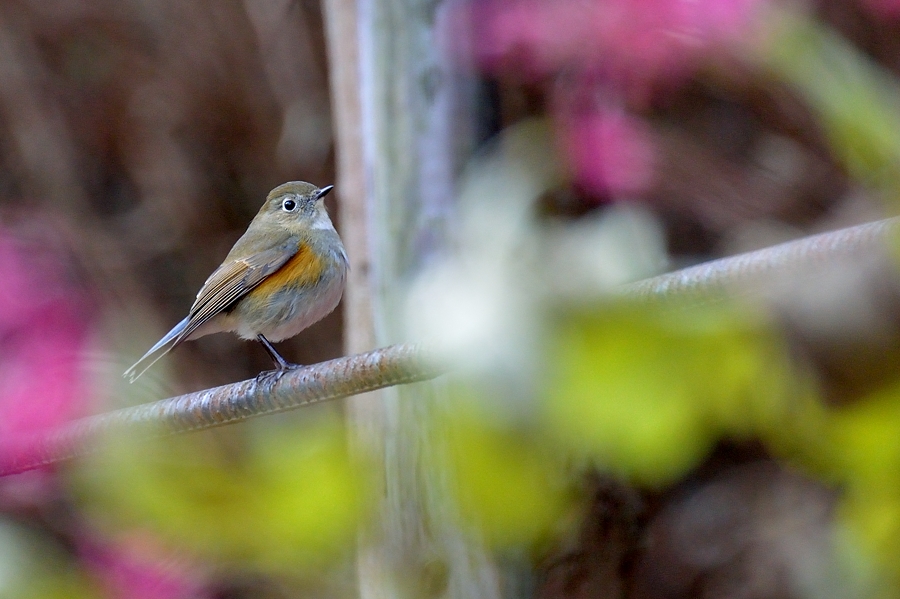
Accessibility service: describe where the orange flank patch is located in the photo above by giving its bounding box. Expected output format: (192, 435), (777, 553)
(252, 243), (325, 297)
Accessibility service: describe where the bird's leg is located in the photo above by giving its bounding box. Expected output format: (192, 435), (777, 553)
(256, 334), (299, 370)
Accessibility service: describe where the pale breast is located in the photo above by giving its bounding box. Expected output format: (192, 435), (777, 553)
(231, 241), (348, 341)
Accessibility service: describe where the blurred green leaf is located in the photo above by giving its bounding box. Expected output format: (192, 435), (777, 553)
(542, 303), (799, 485)
(762, 10), (900, 193)
(830, 381), (900, 580)
(70, 413), (366, 573)
(830, 382), (900, 494)
(839, 488), (900, 570)
(442, 395), (570, 548)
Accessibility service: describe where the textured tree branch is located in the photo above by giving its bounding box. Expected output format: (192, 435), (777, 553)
(0, 343), (440, 476)
(1, 217), (898, 477)
(622, 217), (899, 301)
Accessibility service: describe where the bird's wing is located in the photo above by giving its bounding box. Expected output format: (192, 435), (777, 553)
(175, 237), (299, 344)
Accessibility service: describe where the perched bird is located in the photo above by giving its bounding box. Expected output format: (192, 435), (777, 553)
(124, 181), (348, 382)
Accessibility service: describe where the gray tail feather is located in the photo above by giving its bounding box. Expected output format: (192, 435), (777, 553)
(123, 317), (189, 383)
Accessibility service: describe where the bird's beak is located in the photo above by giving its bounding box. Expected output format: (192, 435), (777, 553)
(316, 185), (335, 200)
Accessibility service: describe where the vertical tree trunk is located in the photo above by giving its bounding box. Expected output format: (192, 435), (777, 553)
(322, 0), (499, 597)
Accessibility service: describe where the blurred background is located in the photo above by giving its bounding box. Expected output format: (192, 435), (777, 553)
(4, 0), (900, 597)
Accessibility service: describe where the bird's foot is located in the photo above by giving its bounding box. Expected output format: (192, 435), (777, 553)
(254, 362), (303, 385)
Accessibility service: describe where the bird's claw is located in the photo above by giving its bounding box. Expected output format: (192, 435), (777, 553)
(254, 363), (303, 385)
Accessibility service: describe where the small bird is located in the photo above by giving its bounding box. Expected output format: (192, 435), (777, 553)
(124, 181), (348, 382)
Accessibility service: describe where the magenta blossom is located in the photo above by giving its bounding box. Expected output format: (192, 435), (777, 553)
(470, 0), (764, 85)
(80, 534), (208, 599)
(561, 109), (656, 197)
(0, 230), (94, 472)
(861, 0), (900, 18)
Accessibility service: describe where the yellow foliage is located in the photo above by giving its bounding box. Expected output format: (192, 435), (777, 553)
(69, 412), (366, 573)
(441, 400), (570, 548)
(543, 302), (799, 485)
(829, 382), (900, 584)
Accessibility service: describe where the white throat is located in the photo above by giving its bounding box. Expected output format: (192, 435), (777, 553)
(311, 209), (336, 231)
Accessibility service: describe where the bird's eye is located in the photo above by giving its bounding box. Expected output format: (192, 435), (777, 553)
(282, 198), (297, 212)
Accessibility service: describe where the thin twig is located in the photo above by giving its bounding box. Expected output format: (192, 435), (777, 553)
(2, 217), (898, 477)
(0, 343), (439, 476)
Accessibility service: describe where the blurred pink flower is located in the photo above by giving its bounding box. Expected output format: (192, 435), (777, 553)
(861, 0), (900, 18)
(0, 230), (93, 472)
(81, 534), (208, 599)
(562, 109), (656, 197)
(470, 0), (764, 84)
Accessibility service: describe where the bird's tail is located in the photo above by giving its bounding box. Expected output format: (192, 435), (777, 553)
(123, 317), (189, 383)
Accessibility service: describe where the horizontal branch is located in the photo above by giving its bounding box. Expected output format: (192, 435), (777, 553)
(2, 217), (898, 477)
(0, 343), (439, 476)
(622, 217), (899, 301)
